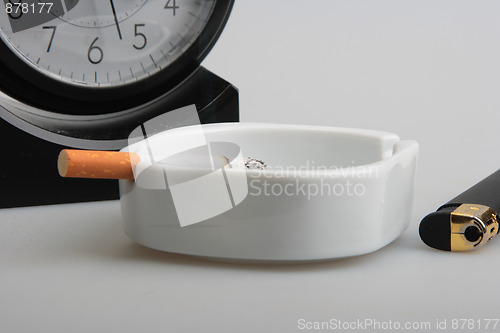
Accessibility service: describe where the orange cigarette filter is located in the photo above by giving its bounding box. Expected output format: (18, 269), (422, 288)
(58, 149), (140, 180)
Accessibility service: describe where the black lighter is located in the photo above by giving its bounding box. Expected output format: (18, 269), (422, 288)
(419, 169), (500, 251)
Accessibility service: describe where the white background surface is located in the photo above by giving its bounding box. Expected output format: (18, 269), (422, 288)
(2, 1), (500, 332)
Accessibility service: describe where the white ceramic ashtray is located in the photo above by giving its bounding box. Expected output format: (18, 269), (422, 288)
(118, 122), (419, 262)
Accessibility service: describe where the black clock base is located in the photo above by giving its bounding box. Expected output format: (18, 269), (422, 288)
(0, 68), (239, 209)
(0, 121), (121, 208)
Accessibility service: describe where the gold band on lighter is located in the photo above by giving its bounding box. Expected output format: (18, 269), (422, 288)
(450, 204), (499, 251)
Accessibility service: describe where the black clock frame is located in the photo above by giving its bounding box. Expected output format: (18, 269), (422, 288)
(0, 0), (234, 116)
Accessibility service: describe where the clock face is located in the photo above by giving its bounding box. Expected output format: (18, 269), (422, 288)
(0, 0), (216, 87)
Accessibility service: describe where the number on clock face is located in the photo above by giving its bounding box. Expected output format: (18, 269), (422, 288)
(0, 0), (216, 87)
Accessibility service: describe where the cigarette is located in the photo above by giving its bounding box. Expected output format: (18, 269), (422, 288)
(58, 149), (266, 180)
(58, 150), (140, 180)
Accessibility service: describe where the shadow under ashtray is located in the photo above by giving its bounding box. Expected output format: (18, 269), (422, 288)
(122, 238), (391, 272)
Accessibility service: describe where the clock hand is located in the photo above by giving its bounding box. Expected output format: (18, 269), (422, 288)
(109, 0), (122, 40)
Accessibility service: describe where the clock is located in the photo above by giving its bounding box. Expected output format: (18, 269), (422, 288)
(0, 0), (239, 208)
